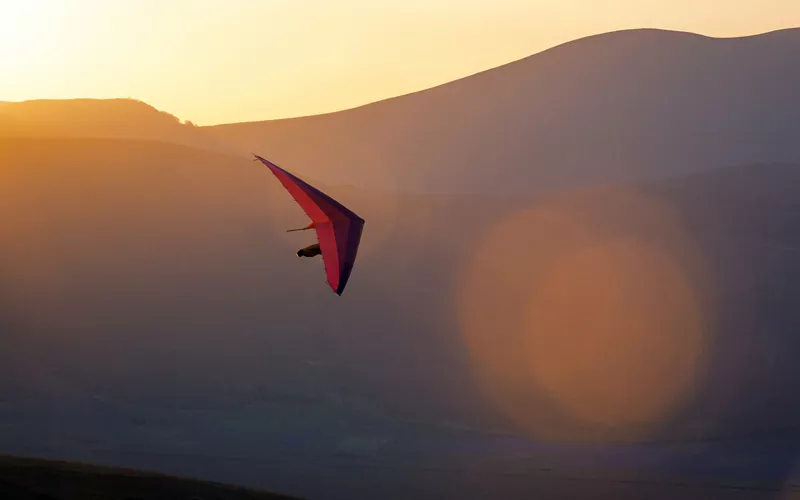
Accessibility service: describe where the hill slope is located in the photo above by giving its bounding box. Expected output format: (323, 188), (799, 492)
(206, 28), (800, 194)
(0, 98), (240, 156)
(0, 454), (299, 499)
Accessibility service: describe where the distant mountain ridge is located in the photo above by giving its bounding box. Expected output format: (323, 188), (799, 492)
(204, 27), (800, 193)
(0, 98), (240, 156)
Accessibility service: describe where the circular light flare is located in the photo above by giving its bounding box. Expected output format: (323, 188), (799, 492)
(525, 237), (706, 429)
(457, 190), (713, 442)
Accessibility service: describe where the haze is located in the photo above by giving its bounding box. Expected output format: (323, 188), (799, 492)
(1, 0), (799, 124)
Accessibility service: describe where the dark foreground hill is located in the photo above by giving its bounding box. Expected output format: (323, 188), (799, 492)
(0, 454), (299, 499)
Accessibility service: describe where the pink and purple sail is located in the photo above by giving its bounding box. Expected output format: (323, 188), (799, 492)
(254, 154), (365, 296)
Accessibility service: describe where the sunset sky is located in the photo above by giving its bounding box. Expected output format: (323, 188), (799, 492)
(2, 0), (798, 125)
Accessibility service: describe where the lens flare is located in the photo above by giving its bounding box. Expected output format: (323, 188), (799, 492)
(457, 189), (714, 441)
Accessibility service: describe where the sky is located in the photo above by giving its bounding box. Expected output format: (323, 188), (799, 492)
(1, 0), (798, 125)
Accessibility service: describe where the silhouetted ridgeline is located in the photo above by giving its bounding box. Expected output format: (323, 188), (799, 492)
(0, 454), (300, 499)
(205, 28), (800, 193)
(0, 98), (239, 156)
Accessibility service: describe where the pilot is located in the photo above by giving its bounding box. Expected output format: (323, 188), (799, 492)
(297, 242), (322, 258)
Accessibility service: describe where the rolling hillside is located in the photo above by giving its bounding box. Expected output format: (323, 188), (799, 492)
(0, 98), (239, 156)
(205, 28), (800, 194)
(0, 454), (299, 499)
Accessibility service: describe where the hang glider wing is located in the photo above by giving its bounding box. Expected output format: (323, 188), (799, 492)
(254, 154), (365, 296)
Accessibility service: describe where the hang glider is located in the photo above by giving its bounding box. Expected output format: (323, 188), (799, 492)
(254, 154), (365, 296)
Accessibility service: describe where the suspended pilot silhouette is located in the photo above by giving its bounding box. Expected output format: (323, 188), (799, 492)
(297, 242), (322, 258)
(254, 154), (365, 296)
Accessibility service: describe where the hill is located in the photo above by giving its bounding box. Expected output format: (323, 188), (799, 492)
(0, 98), (239, 156)
(0, 454), (299, 499)
(205, 28), (800, 194)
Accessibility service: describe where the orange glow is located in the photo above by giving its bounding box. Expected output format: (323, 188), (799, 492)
(525, 238), (704, 428)
(457, 190), (715, 441)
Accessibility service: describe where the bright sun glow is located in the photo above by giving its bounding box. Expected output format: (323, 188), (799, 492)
(0, 3), (54, 66)
(0, 1), (83, 67)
